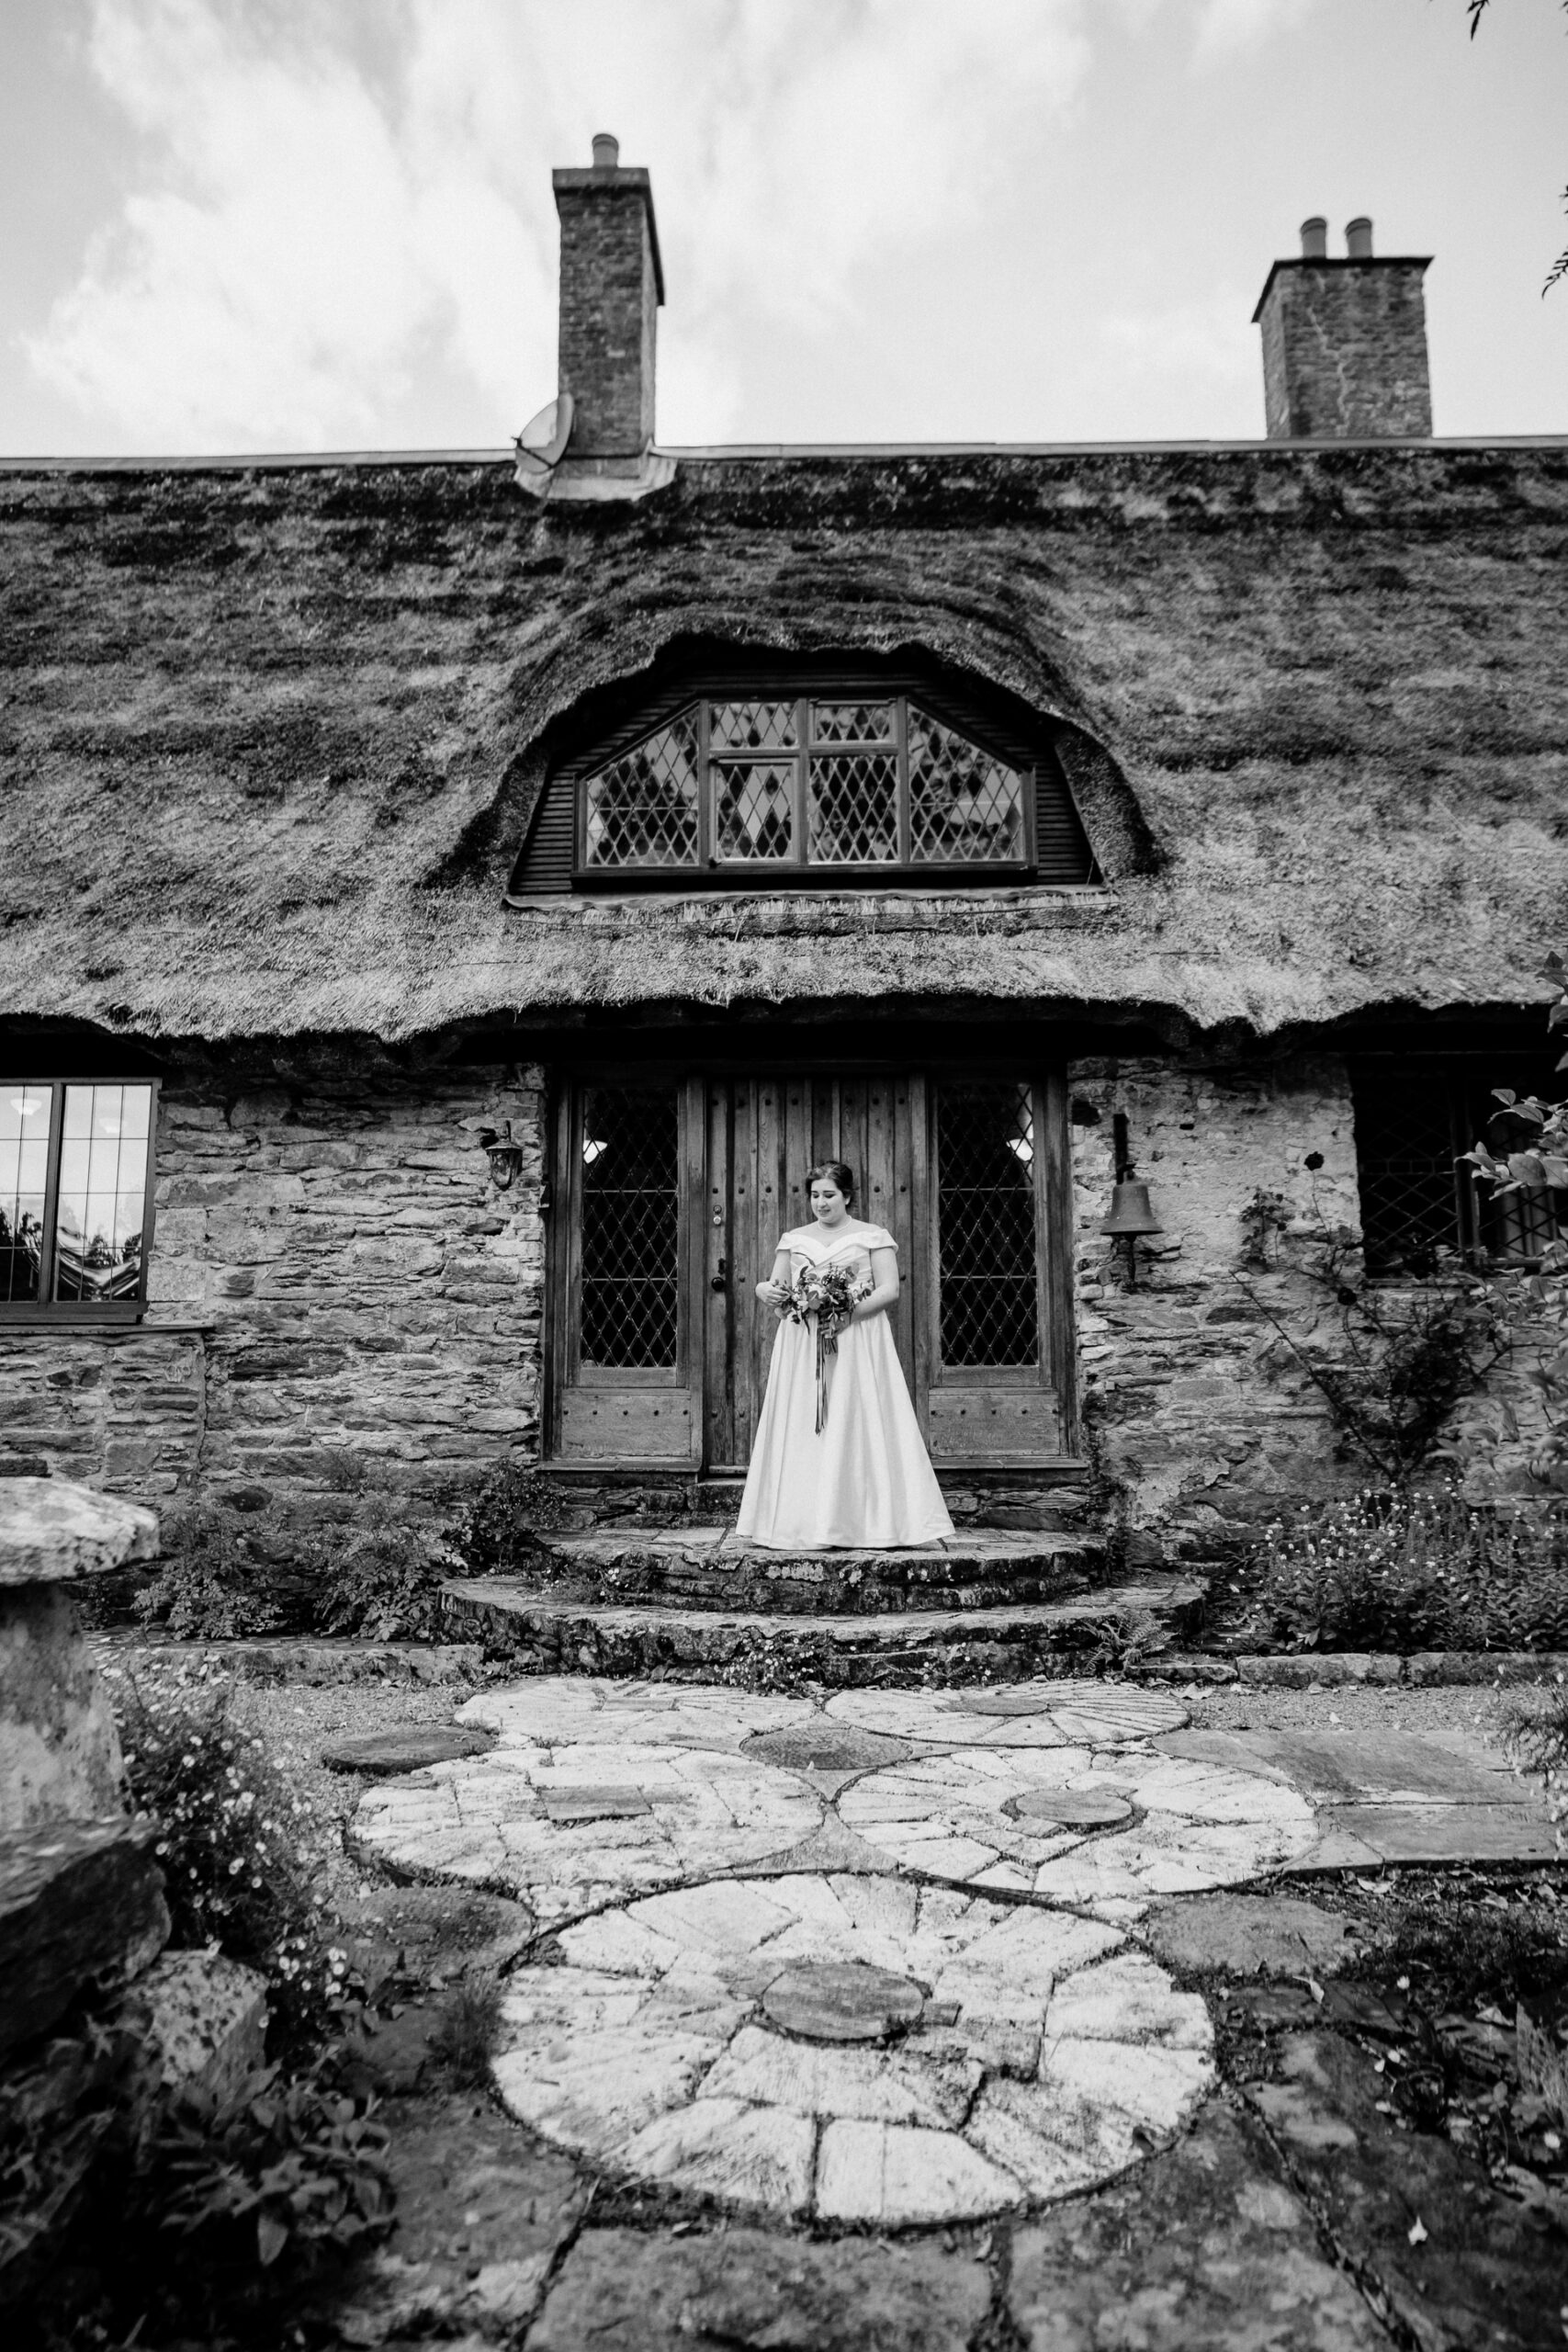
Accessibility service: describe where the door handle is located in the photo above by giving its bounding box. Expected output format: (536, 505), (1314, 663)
(711, 1255), (728, 1294)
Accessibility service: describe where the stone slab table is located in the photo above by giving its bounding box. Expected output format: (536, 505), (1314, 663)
(0, 1476), (158, 1834)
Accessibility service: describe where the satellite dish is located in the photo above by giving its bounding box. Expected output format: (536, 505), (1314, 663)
(513, 393), (575, 476)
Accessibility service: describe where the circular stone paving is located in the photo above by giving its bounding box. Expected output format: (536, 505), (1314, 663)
(838, 1748), (1316, 1915)
(491, 1871), (1214, 2224)
(350, 1743), (821, 1922)
(458, 1679), (818, 1753)
(823, 1680), (1190, 1749)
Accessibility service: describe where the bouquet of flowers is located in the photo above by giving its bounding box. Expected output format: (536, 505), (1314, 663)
(784, 1263), (872, 1432)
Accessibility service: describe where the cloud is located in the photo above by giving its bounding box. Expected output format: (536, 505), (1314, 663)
(1100, 289), (1257, 385)
(27, 0), (1094, 449)
(1190, 0), (1315, 67)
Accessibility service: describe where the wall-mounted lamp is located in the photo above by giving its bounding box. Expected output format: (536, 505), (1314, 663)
(461, 1116), (525, 1190)
(1100, 1111), (1164, 1288)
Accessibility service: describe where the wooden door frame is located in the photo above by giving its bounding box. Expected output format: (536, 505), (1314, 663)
(921, 1069), (1078, 1465)
(546, 1070), (705, 1468)
(545, 1056), (1079, 1474)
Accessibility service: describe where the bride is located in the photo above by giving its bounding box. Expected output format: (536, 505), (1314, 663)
(735, 1160), (955, 1550)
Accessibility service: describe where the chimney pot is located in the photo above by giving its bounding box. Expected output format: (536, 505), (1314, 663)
(592, 131), (620, 171)
(1300, 216), (1328, 260)
(1346, 216), (1374, 260)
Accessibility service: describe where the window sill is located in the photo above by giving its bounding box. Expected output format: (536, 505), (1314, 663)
(0, 1307), (212, 1333)
(505, 882), (1117, 915)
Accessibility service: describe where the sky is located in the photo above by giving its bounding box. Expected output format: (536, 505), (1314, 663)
(0, 0), (1564, 455)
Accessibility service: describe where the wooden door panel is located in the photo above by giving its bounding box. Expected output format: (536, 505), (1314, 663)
(560, 1388), (696, 1461)
(926, 1388), (1057, 1456)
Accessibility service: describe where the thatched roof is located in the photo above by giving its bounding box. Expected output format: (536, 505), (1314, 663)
(1, 440), (1565, 1050)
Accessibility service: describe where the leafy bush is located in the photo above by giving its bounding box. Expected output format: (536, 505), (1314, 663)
(303, 1453), (452, 1640)
(1501, 1679), (1568, 1842)
(113, 1668), (351, 2049)
(132, 1502), (287, 1640)
(130, 1458), (450, 1644)
(446, 1458), (574, 1579)
(1246, 1486), (1568, 1653)
(138, 2066), (392, 2278)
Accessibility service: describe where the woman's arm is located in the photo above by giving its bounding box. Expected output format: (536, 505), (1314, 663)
(756, 1248), (792, 1309)
(851, 1245), (899, 1322)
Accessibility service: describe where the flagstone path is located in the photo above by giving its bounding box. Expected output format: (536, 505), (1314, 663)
(348, 1672), (1556, 2239)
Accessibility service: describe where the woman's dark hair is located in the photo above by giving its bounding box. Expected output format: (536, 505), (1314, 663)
(806, 1159), (855, 1205)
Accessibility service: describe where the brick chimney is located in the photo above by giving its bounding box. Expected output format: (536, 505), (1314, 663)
(552, 133), (664, 458)
(1253, 217), (1432, 439)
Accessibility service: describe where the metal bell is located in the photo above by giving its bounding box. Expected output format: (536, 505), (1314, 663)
(1100, 1179), (1163, 1238)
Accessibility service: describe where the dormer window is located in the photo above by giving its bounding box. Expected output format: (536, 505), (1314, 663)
(510, 670), (1097, 894)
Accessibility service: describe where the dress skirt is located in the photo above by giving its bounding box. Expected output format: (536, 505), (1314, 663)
(736, 1307), (955, 1550)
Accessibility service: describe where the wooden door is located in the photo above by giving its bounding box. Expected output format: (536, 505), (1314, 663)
(549, 1065), (1076, 1475)
(550, 1076), (704, 1467)
(922, 1071), (1075, 1463)
(702, 1073), (920, 1475)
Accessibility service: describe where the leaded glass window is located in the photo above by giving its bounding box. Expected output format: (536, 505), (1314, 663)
(1351, 1063), (1567, 1277)
(583, 713), (701, 870)
(936, 1080), (1041, 1367)
(579, 1085), (680, 1368)
(578, 696), (1032, 877)
(0, 1081), (156, 1316)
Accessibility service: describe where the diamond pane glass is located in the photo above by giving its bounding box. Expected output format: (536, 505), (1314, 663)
(1353, 1079), (1459, 1278)
(711, 701), (797, 752)
(53, 1084), (152, 1303)
(715, 762), (794, 860)
(937, 1080), (1039, 1367)
(908, 707), (1024, 865)
(811, 702), (895, 744)
(580, 1086), (680, 1369)
(807, 752), (899, 863)
(584, 713), (700, 869)
(0, 1083), (50, 1304)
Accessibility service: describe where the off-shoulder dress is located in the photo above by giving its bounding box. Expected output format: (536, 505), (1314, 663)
(735, 1218), (954, 1550)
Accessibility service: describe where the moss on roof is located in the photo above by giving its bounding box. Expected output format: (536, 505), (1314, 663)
(0, 444), (1564, 1047)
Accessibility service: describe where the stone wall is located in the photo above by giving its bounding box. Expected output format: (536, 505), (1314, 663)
(1, 1043), (1552, 1565)
(1070, 1052), (1364, 1555)
(1066, 1049), (1560, 1553)
(0, 1058), (547, 1531)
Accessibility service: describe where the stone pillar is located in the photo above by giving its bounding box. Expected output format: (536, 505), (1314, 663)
(0, 1476), (157, 1832)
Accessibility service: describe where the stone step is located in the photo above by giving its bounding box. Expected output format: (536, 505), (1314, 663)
(438, 1575), (1206, 1690)
(506, 1525), (1109, 1618)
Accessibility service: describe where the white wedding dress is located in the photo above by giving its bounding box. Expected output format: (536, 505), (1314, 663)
(736, 1219), (955, 1550)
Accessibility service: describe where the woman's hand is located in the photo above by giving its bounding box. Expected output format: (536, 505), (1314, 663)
(756, 1278), (792, 1309)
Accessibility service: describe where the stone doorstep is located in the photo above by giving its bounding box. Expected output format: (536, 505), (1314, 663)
(544, 1527), (1100, 1566)
(437, 1577), (1207, 1689)
(509, 1525), (1111, 1620)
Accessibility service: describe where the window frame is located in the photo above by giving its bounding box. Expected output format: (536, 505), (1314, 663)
(570, 683), (1043, 890)
(0, 1077), (161, 1327)
(1350, 1057), (1566, 1281)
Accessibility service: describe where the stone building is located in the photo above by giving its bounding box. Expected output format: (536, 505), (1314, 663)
(1, 152), (1565, 1579)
